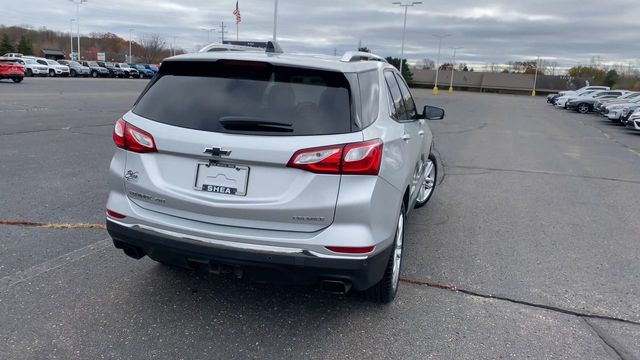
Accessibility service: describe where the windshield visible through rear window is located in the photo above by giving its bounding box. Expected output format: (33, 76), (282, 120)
(133, 60), (353, 136)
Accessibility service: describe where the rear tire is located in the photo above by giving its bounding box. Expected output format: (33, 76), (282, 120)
(414, 153), (437, 209)
(363, 203), (405, 304)
(70, 69), (77, 77)
(48, 69), (55, 77)
(578, 103), (590, 114)
(91, 70), (98, 78)
(12, 77), (23, 83)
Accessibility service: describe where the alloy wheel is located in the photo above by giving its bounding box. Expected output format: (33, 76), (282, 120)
(391, 211), (404, 291)
(416, 160), (435, 204)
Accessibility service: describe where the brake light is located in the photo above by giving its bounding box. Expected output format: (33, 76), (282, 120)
(342, 139), (383, 175)
(287, 139), (383, 175)
(325, 246), (375, 254)
(287, 144), (344, 174)
(112, 118), (157, 153)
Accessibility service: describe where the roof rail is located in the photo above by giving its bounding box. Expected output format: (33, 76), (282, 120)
(340, 51), (387, 63)
(198, 43), (263, 53)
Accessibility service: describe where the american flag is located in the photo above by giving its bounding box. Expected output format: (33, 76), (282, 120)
(233, 1), (241, 23)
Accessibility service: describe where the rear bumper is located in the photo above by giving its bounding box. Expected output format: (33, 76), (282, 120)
(107, 220), (391, 290)
(0, 73), (23, 79)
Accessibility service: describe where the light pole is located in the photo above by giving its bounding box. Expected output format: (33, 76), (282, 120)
(200, 27), (215, 43)
(273, 0), (278, 41)
(69, 19), (75, 60)
(448, 47), (462, 94)
(532, 56), (540, 96)
(432, 33), (450, 95)
(69, 0), (87, 60)
(128, 28), (134, 63)
(391, 2), (422, 76)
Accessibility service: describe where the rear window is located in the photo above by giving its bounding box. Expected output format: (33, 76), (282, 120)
(133, 60), (353, 136)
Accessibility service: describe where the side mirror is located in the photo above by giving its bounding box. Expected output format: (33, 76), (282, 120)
(423, 105), (445, 120)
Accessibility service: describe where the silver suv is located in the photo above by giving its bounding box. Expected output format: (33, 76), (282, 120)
(106, 46), (444, 303)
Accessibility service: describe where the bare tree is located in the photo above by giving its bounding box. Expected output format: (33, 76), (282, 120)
(138, 33), (166, 64)
(416, 58), (435, 70)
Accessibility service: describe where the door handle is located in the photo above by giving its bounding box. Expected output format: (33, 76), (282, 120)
(418, 130), (425, 136)
(402, 134), (411, 141)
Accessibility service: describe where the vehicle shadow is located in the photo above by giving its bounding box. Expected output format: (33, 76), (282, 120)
(88, 260), (397, 356)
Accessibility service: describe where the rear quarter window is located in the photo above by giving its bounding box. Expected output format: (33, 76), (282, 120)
(358, 70), (380, 127)
(133, 60), (354, 136)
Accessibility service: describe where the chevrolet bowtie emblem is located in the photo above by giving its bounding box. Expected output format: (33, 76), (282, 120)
(204, 147), (232, 157)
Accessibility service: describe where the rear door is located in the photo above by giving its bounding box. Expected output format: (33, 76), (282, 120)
(393, 72), (430, 202)
(383, 70), (422, 199)
(122, 59), (361, 232)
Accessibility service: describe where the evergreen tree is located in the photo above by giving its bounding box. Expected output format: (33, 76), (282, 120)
(17, 35), (33, 55)
(0, 34), (15, 54)
(384, 57), (414, 85)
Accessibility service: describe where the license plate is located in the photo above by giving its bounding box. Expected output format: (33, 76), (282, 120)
(194, 162), (249, 196)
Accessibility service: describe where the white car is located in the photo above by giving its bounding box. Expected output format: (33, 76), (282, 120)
(626, 112), (640, 131)
(596, 92), (640, 113)
(604, 97), (640, 121)
(2, 53), (24, 58)
(13, 57), (49, 77)
(34, 58), (70, 77)
(114, 63), (139, 78)
(555, 90), (601, 108)
(557, 86), (610, 97)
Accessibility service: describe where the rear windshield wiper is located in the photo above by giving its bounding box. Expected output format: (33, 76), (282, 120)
(219, 116), (293, 132)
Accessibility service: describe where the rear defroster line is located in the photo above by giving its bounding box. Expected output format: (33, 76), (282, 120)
(0, 220), (106, 230)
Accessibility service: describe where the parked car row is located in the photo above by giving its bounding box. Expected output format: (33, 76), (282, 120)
(1, 53), (158, 80)
(546, 85), (640, 132)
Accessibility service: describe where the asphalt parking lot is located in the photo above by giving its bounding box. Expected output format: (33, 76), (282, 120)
(1, 78), (639, 359)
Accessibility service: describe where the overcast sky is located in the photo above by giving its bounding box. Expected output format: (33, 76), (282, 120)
(4, 0), (640, 68)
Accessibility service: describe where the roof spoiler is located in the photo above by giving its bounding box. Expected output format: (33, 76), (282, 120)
(266, 41), (284, 54)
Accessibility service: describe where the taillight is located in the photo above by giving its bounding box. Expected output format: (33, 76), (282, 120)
(287, 139), (383, 175)
(342, 139), (383, 175)
(112, 118), (157, 153)
(287, 145), (344, 174)
(113, 118), (125, 148)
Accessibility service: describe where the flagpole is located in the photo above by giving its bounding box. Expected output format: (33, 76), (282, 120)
(234, 1), (240, 41)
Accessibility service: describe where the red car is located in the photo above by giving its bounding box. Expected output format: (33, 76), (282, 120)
(0, 57), (25, 83)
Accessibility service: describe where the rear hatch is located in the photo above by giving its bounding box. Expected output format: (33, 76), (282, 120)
(121, 59), (361, 232)
(0, 59), (23, 75)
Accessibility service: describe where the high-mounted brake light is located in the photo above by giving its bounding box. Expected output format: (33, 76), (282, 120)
(287, 139), (383, 175)
(113, 118), (157, 153)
